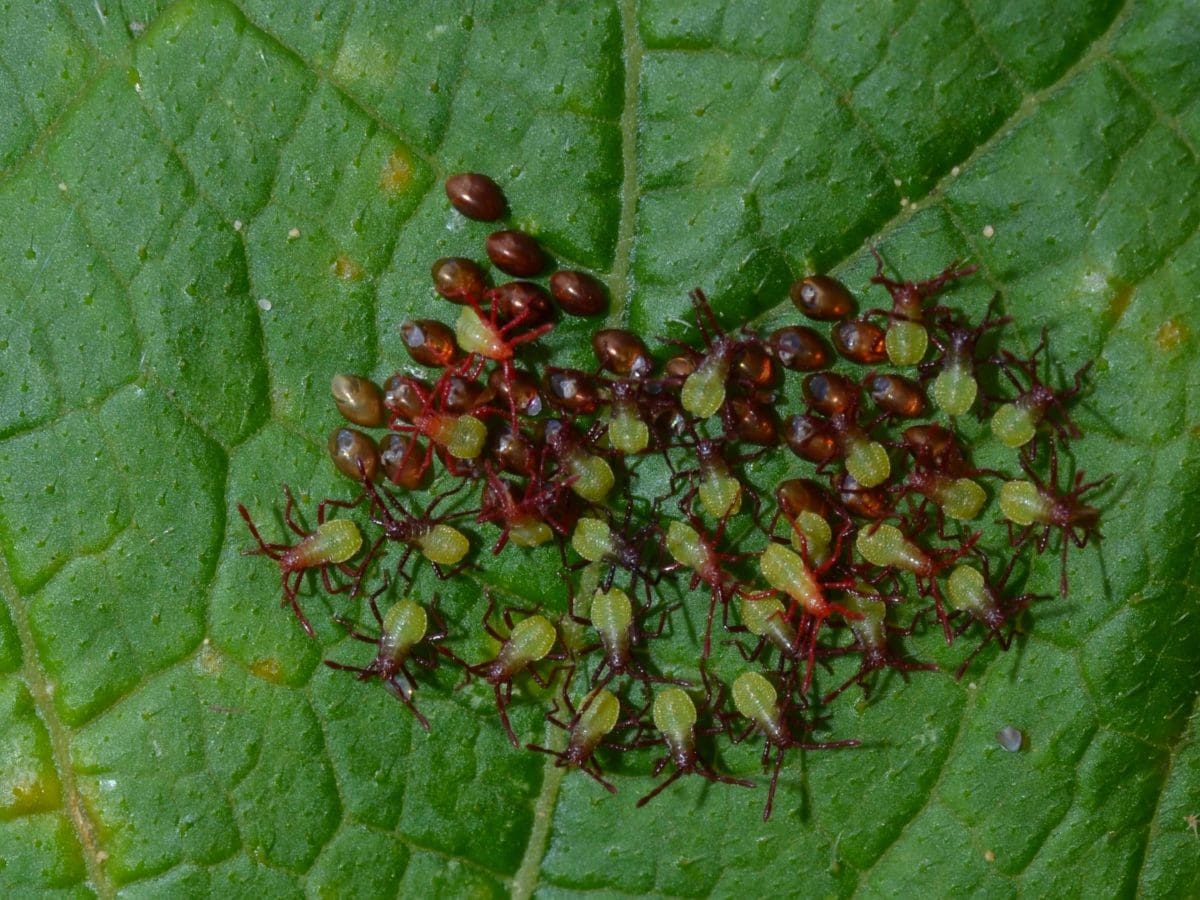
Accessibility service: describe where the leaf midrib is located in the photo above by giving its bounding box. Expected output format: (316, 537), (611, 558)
(0, 561), (111, 898)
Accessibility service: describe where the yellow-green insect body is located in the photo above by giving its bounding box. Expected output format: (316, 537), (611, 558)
(740, 596), (799, 656)
(946, 565), (993, 619)
(843, 434), (891, 488)
(591, 587), (634, 670)
(940, 477), (986, 520)
(885, 319), (928, 366)
(508, 515), (553, 548)
(416, 524), (470, 565)
(470, 603), (561, 746)
(566, 452), (615, 503)
(446, 415), (488, 459)
(572, 517), (614, 563)
(732, 671), (787, 746)
(855, 524), (930, 575)
(999, 480), (1052, 526)
(681, 351), (731, 419)
(653, 688), (697, 762)
(239, 497), (368, 638)
(531, 687), (622, 790)
(666, 520), (707, 573)
(788, 511), (832, 564)
(841, 589), (886, 652)
(933, 359), (977, 416)
(991, 401), (1037, 448)
(759, 542), (825, 615)
(294, 519), (363, 569)
(698, 466), (742, 519)
(492, 615), (557, 678)
(455, 307), (509, 360)
(607, 396), (650, 454)
(378, 599), (428, 668)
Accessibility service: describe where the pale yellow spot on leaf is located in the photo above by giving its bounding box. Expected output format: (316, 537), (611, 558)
(1, 771), (58, 816)
(332, 255), (364, 281)
(380, 150), (415, 194)
(196, 642), (223, 675)
(249, 658), (285, 683)
(1156, 317), (1186, 351)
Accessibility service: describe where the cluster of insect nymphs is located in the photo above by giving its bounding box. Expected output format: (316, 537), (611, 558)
(238, 172), (1107, 820)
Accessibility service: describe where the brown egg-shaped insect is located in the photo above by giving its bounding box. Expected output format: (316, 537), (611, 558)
(328, 428), (380, 482)
(545, 367), (605, 414)
(866, 373), (926, 418)
(550, 270), (607, 316)
(768, 326), (830, 371)
(902, 423), (967, 473)
(486, 230), (545, 277)
(442, 374), (490, 414)
(729, 398), (780, 445)
(331, 373), (386, 427)
(379, 434), (430, 490)
(489, 365), (542, 416)
(383, 374), (426, 422)
(431, 256), (488, 303)
(785, 414), (839, 464)
(733, 343), (779, 388)
(802, 372), (860, 417)
(490, 423), (536, 476)
(790, 275), (855, 321)
(400, 319), (460, 368)
(832, 320), (888, 365)
(776, 478), (835, 521)
(592, 329), (653, 378)
(835, 472), (888, 519)
(445, 172), (506, 221)
(664, 353), (698, 379)
(492, 281), (554, 327)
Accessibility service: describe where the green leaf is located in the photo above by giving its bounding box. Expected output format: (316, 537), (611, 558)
(1, 1), (1197, 896)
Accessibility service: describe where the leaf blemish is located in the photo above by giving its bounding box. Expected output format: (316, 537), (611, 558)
(380, 150), (415, 193)
(332, 255), (364, 281)
(1155, 318), (1185, 351)
(249, 658), (285, 684)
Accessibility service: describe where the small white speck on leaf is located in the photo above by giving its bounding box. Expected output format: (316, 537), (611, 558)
(900, 197), (909, 207)
(983, 224), (995, 238)
(233, 219), (243, 231)
(951, 165), (961, 176)
(257, 298), (272, 312)
(984, 850), (996, 863)
(58, 182), (67, 192)
(996, 725), (1023, 751)
(287, 227), (300, 239)
(893, 178), (902, 187)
